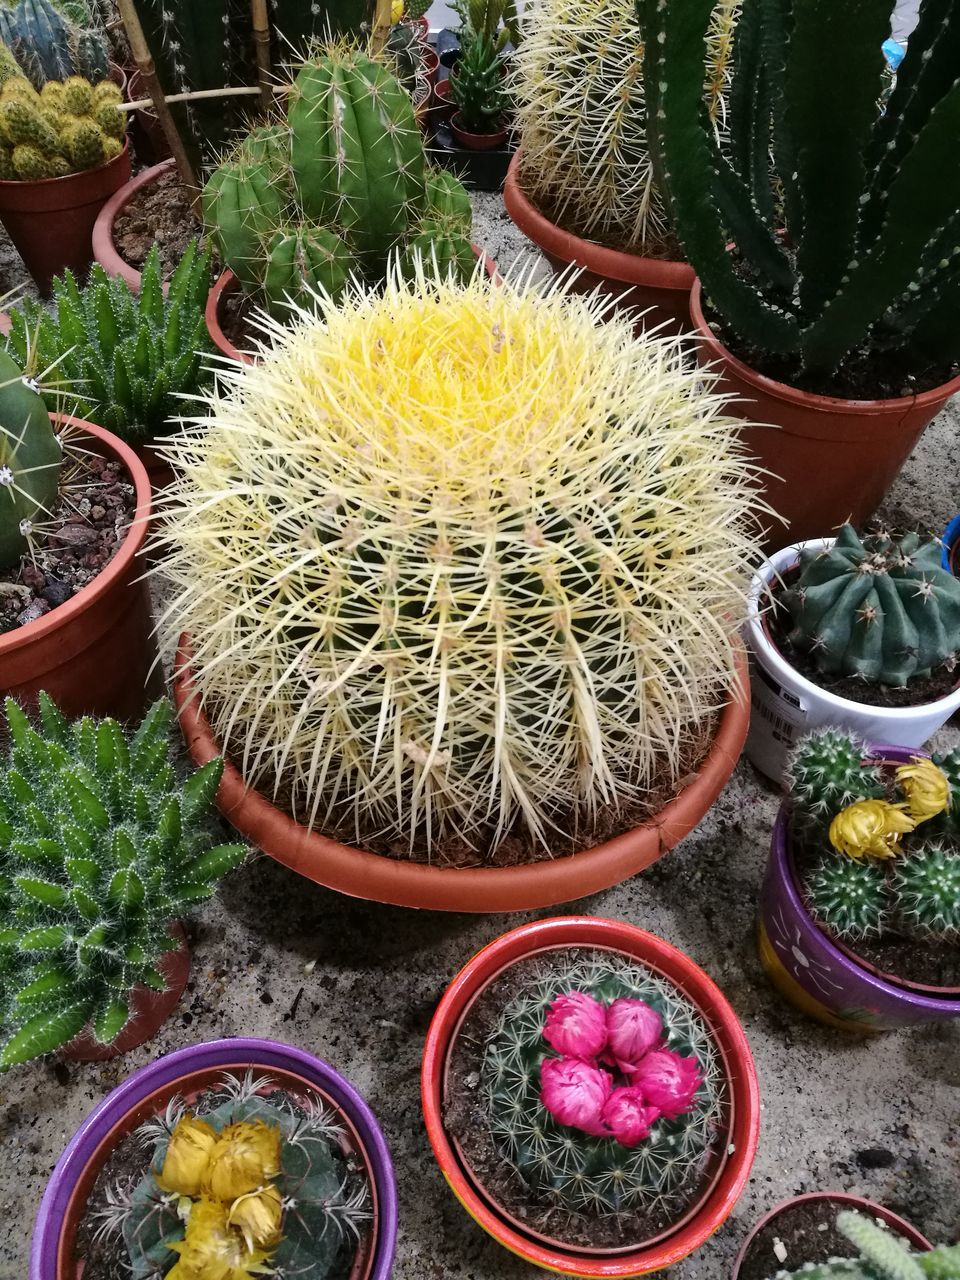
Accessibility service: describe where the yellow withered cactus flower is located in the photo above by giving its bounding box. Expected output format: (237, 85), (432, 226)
(166, 1198), (273, 1280)
(227, 1184), (284, 1253)
(202, 1121), (283, 1202)
(157, 1116), (218, 1197)
(829, 798), (915, 861)
(895, 756), (951, 824)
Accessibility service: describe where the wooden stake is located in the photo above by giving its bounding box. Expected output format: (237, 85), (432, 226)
(250, 0), (273, 112)
(372, 0), (392, 52)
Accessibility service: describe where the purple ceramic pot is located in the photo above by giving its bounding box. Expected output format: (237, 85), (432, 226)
(30, 1037), (398, 1280)
(757, 744), (960, 1032)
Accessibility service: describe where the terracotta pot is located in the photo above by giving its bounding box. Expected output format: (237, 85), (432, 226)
(450, 110), (507, 150)
(731, 1192), (932, 1280)
(0, 416), (159, 722)
(432, 75), (456, 121)
(689, 279), (960, 548)
(173, 640), (748, 912)
(0, 141), (132, 296)
(59, 923), (190, 1063)
(503, 151), (695, 337)
(422, 916), (761, 1277)
(30, 1038), (398, 1280)
(92, 157), (176, 292)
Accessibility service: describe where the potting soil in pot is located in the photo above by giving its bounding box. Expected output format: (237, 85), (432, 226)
(737, 1199), (917, 1280)
(112, 168), (202, 279)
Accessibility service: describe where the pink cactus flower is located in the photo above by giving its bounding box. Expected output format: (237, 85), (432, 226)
(629, 1049), (702, 1119)
(540, 1056), (612, 1135)
(600, 1087), (661, 1148)
(604, 998), (664, 1073)
(543, 991), (609, 1060)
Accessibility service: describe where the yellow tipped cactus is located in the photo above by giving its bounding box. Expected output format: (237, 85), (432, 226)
(158, 269), (762, 854)
(0, 71), (122, 179)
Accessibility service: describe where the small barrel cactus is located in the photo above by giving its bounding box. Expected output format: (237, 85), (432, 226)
(807, 856), (887, 939)
(788, 730), (884, 825)
(0, 695), (247, 1067)
(0, 347), (61, 569)
(0, 71), (122, 178)
(771, 1211), (960, 1280)
(783, 525), (960, 688)
(202, 153), (286, 295)
(893, 846), (960, 937)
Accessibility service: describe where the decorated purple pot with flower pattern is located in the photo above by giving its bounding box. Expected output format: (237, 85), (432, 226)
(757, 745), (960, 1033)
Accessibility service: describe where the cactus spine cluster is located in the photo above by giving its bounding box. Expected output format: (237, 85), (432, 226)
(783, 526), (960, 688)
(767, 1211), (960, 1280)
(0, 0), (109, 90)
(157, 269), (761, 855)
(0, 72), (123, 179)
(482, 951), (721, 1219)
(0, 348), (60, 569)
(787, 731), (884, 826)
(0, 696), (247, 1067)
(511, 0), (739, 252)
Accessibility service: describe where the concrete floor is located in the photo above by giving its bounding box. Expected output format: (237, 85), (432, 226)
(1, 196), (958, 1280)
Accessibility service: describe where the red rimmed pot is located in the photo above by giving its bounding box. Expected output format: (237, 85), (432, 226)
(0, 141), (132, 296)
(59, 922), (190, 1063)
(689, 279), (960, 548)
(30, 1038), (399, 1280)
(92, 156), (176, 292)
(173, 641), (749, 913)
(732, 1192), (932, 1280)
(1, 416), (159, 722)
(450, 110), (508, 150)
(503, 151), (695, 337)
(432, 75), (456, 122)
(421, 916), (761, 1277)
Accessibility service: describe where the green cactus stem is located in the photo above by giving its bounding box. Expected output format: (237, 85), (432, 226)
(806, 856), (887, 939)
(262, 225), (351, 318)
(0, 0), (109, 89)
(0, 348), (60, 568)
(769, 1211), (960, 1280)
(893, 846), (960, 937)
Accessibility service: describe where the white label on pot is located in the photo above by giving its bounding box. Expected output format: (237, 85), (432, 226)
(745, 657), (808, 782)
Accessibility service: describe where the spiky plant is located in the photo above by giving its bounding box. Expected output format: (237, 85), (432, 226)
(0, 346), (61, 570)
(806, 857), (887, 940)
(510, 0), (739, 254)
(787, 731), (884, 826)
(0, 0), (109, 89)
(483, 950), (722, 1220)
(0, 72), (123, 178)
(930, 747), (960, 837)
(768, 1211), (960, 1280)
(156, 268), (761, 856)
(0, 695), (246, 1068)
(894, 846), (960, 937)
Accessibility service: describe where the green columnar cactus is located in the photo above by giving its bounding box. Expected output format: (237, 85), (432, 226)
(894, 846), (960, 937)
(788, 731), (884, 824)
(483, 951), (721, 1218)
(400, 216), (475, 282)
(767, 1211), (960, 1280)
(639, 0), (960, 375)
(0, 695), (247, 1068)
(806, 857), (887, 939)
(202, 155), (286, 294)
(0, 349), (61, 569)
(0, 71), (122, 177)
(0, 0), (109, 89)
(452, 28), (505, 134)
(783, 526), (960, 688)
(262, 225), (351, 319)
(425, 168), (473, 224)
(6, 241), (213, 445)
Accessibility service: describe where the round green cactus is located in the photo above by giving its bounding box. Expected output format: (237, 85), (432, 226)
(806, 856), (887, 938)
(788, 730), (884, 824)
(425, 167), (473, 226)
(783, 525), (960, 688)
(0, 348), (61, 568)
(202, 155), (285, 294)
(399, 216), (475, 282)
(893, 845), (960, 937)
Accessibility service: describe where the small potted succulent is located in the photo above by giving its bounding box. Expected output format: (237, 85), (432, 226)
(449, 0), (510, 150)
(758, 728), (960, 1032)
(744, 526), (960, 782)
(0, 694), (246, 1067)
(944, 516), (960, 578)
(733, 1204), (937, 1280)
(30, 1038), (398, 1280)
(421, 916), (760, 1277)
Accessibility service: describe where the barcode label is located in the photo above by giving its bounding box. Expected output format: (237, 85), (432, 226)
(745, 660), (808, 781)
(753, 694), (801, 742)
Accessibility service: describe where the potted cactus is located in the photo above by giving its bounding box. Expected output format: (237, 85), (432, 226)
(0, 66), (129, 293)
(30, 1038), (398, 1280)
(164, 268), (759, 912)
(758, 729), (960, 1032)
(449, 0), (510, 150)
(421, 916), (760, 1276)
(640, 0), (960, 544)
(503, 0), (739, 334)
(0, 694), (247, 1067)
(743, 527), (960, 782)
(0, 0), (110, 89)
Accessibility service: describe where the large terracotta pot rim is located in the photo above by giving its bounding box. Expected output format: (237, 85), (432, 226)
(731, 1191), (932, 1280)
(0, 139), (130, 202)
(92, 156), (176, 292)
(690, 277), (960, 421)
(173, 640), (749, 913)
(0, 416), (151, 660)
(504, 151), (694, 291)
(421, 916), (761, 1278)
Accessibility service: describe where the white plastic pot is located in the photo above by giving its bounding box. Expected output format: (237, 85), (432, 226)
(744, 539), (960, 783)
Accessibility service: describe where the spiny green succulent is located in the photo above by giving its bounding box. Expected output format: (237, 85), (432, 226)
(261, 224), (352, 321)
(929, 747), (960, 837)
(783, 526), (960, 689)
(894, 846), (960, 938)
(0, 695), (247, 1068)
(0, 71), (122, 178)
(483, 950), (722, 1220)
(806, 856), (887, 939)
(6, 240), (213, 445)
(452, 28), (505, 134)
(767, 1211), (960, 1280)
(0, 346), (61, 569)
(788, 730), (884, 825)
(0, 0), (109, 89)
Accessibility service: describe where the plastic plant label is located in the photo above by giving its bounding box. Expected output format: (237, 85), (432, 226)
(745, 657), (807, 783)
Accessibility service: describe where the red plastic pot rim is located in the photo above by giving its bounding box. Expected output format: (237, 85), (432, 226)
(421, 917), (761, 1277)
(450, 112), (508, 149)
(0, 140), (131, 211)
(689, 278), (960, 422)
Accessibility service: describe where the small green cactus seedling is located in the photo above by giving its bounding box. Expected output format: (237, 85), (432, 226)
(783, 526), (960, 688)
(768, 1211), (960, 1280)
(0, 71), (122, 178)
(787, 730), (884, 826)
(0, 695), (247, 1067)
(0, 347), (61, 569)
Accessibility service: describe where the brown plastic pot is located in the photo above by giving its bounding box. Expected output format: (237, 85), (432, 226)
(689, 279), (960, 548)
(731, 1192), (932, 1280)
(172, 640), (749, 912)
(59, 922), (190, 1063)
(503, 151), (695, 337)
(0, 141), (132, 296)
(450, 110), (508, 150)
(92, 157), (176, 292)
(0, 416), (159, 722)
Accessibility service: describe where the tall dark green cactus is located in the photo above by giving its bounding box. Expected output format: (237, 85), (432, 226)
(638, 0), (960, 377)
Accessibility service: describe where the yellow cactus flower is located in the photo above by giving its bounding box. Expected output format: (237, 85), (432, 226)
(391, 0), (404, 20)
(828, 798), (915, 860)
(896, 756), (951, 824)
(227, 1184), (284, 1253)
(166, 1198), (273, 1280)
(157, 1116), (218, 1197)
(202, 1121), (282, 1202)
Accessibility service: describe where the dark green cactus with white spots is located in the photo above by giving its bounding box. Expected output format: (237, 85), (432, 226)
(893, 846), (960, 937)
(0, 695), (246, 1068)
(783, 526), (960, 688)
(787, 730), (884, 826)
(0, 347), (61, 569)
(767, 1211), (960, 1280)
(483, 951), (722, 1219)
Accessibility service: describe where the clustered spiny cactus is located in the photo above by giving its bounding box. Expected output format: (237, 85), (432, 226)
(0, 71), (122, 179)
(0, 347), (61, 569)
(0, 695), (246, 1067)
(769, 1211), (960, 1280)
(0, 0), (109, 90)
